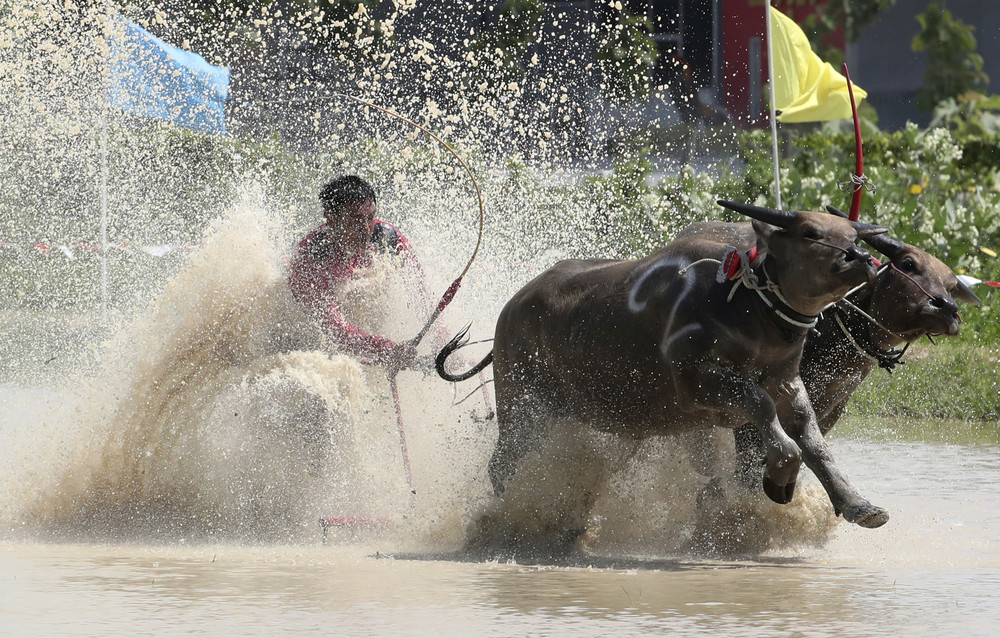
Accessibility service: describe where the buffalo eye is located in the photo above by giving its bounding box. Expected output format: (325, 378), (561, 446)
(800, 226), (822, 241)
(897, 256), (917, 273)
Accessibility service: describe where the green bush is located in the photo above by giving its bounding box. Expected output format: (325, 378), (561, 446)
(848, 342), (1000, 422)
(627, 124), (1000, 342)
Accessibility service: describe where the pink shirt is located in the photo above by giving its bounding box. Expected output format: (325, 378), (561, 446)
(288, 220), (418, 364)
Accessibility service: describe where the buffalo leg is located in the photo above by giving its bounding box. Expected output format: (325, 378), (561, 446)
(732, 423), (764, 490)
(668, 356), (802, 505)
(777, 380), (889, 528)
(488, 389), (548, 496)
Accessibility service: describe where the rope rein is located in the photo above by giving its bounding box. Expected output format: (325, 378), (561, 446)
(832, 308), (909, 373)
(890, 262), (943, 304)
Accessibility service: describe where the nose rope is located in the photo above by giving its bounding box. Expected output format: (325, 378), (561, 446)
(890, 262), (943, 303)
(802, 237), (854, 255)
(833, 310), (909, 373)
(889, 262), (934, 300)
(888, 261), (962, 328)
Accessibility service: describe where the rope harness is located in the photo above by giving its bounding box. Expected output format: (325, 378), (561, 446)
(679, 242), (940, 366)
(831, 306), (909, 373)
(828, 259), (957, 372)
(679, 246), (820, 332)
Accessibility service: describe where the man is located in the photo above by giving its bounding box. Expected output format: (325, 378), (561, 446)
(288, 175), (422, 373)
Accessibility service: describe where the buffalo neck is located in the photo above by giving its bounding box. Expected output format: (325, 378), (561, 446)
(828, 287), (909, 373)
(748, 256), (820, 338)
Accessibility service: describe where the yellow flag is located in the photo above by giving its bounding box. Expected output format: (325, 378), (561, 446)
(770, 6), (866, 123)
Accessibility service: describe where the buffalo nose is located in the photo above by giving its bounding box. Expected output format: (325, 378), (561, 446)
(931, 294), (959, 314)
(845, 245), (872, 264)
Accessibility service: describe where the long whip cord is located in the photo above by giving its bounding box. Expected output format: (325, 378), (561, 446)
(328, 93), (486, 496)
(330, 92), (485, 348)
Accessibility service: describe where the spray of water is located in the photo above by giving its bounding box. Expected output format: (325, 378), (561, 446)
(1, 1), (841, 558)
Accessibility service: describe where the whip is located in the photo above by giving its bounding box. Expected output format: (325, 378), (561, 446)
(329, 93), (487, 497)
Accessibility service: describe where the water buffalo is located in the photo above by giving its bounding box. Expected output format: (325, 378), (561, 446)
(439, 200), (892, 532)
(675, 214), (980, 486)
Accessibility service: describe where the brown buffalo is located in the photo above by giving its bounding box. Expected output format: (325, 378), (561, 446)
(675, 214), (980, 485)
(439, 201), (892, 536)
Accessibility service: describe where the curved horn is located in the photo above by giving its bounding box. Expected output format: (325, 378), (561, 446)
(953, 277), (982, 306)
(825, 205), (849, 219)
(717, 200), (799, 229)
(860, 231), (906, 260)
(851, 221), (890, 240)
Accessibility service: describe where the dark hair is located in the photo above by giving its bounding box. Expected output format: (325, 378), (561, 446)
(319, 175), (376, 212)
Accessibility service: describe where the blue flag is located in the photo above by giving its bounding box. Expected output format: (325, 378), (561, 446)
(108, 16), (229, 134)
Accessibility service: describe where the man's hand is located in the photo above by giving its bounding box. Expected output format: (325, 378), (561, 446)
(386, 339), (419, 377)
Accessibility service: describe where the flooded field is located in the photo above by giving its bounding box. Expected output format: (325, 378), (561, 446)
(2, 382), (999, 637)
(2, 2), (999, 636)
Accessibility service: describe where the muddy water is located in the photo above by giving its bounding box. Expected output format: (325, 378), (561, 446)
(2, 381), (999, 637)
(0, 205), (997, 636)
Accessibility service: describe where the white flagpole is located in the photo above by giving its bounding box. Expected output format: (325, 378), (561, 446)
(99, 4), (111, 323)
(765, 2), (782, 208)
(99, 109), (109, 323)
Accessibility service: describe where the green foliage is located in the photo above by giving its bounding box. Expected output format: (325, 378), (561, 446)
(731, 125), (1000, 269)
(848, 342), (1000, 422)
(912, 2), (989, 112)
(467, 0), (544, 89)
(595, 11), (659, 106)
(929, 92), (1000, 139)
(798, 0), (896, 64)
(579, 151), (661, 257)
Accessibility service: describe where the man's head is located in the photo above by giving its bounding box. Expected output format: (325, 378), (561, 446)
(319, 175), (377, 254)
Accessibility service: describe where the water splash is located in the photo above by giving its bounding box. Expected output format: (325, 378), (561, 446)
(1, 1), (835, 559)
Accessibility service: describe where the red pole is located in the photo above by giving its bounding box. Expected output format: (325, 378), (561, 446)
(843, 62), (863, 221)
(389, 375), (415, 495)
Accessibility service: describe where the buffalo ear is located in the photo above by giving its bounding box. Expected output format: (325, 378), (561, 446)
(825, 205), (849, 218)
(750, 218), (776, 239)
(862, 233), (907, 261)
(717, 200), (799, 229)
(750, 219), (776, 257)
(954, 277), (982, 306)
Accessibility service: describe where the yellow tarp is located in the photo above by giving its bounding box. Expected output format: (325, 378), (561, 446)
(770, 6), (866, 123)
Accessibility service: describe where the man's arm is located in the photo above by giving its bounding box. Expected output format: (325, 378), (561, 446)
(322, 303), (402, 365)
(288, 240), (414, 368)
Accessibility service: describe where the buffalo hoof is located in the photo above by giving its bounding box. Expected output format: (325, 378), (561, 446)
(839, 502), (889, 528)
(762, 476), (796, 505)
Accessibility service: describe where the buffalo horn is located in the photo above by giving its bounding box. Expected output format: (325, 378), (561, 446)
(851, 221), (890, 240)
(954, 278), (982, 306)
(859, 230), (906, 259)
(824, 205), (891, 240)
(716, 200), (798, 229)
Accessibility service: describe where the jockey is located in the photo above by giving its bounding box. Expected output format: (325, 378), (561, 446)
(288, 175), (425, 373)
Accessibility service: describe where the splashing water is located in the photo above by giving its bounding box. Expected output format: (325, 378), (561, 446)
(3, 196), (496, 545)
(0, 1), (843, 559)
